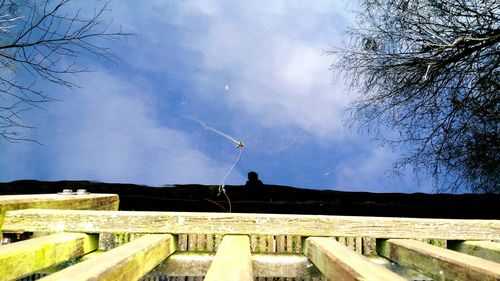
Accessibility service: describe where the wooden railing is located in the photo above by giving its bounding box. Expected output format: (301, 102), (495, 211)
(0, 193), (499, 281)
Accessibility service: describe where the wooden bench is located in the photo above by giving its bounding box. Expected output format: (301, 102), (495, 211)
(0, 194), (499, 281)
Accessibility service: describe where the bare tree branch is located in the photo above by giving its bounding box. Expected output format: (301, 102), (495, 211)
(333, 0), (499, 193)
(0, 0), (130, 143)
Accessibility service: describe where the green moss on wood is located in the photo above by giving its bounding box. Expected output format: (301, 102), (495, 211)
(0, 232), (97, 280)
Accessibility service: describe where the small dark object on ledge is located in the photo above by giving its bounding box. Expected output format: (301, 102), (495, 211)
(246, 171), (263, 188)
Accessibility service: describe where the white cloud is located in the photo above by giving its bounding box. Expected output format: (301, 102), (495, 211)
(180, 2), (355, 139)
(333, 146), (433, 193)
(0, 1), (434, 193)
(108, 0), (355, 139)
(1, 72), (243, 186)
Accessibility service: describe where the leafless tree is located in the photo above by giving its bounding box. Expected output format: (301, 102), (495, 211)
(0, 0), (129, 143)
(333, 0), (499, 193)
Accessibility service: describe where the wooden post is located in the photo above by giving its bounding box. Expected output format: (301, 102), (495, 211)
(377, 239), (500, 281)
(448, 240), (500, 263)
(4, 209), (499, 240)
(204, 235), (253, 281)
(39, 234), (176, 281)
(0, 232), (97, 281)
(304, 237), (406, 281)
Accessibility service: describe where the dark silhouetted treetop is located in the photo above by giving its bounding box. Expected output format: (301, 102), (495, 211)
(332, 0), (499, 193)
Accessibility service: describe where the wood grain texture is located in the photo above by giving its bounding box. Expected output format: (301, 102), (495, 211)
(0, 232), (97, 281)
(448, 240), (500, 263)
(0, 194), (119, 213)
(38, 234), (176, 281)
(157, 252), (321, 278)
(0, 194), (119, 238)
(304, 237), (406, 281)
(3, 209), (499, 240)
(204, 235), (253, 281)
(251, 253), (321, 278)
(378, 239), (500, 281)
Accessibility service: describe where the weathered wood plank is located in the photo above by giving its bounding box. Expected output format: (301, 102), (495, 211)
(448, 240), (500, 263)
(377, 239), (500, 281)
(365, 255), (433, 280)
(156, 252), (321, 278)
(362, 237), (377, 255)
(188, 234), (197, 251)
(204, 235), (252, 281)
(4, 209), (499, 240)
(39, 234), (176, 281)
(304, 237), (406, 281)
(0, 232), (97, 281)
(251, 253), (321, 278)
(79, 250), (106, 261)
(178, 234), (188, 251)
(160, 252), (213, 276)
(355, 237), (363, 254)
(250, 235), (258, 252)
(0, 194), (119, 219)
(206, 234), (214, 252)
(0, 194), (119, 240)
(214, 234), (223, 251)
(276, 235), (286, 253)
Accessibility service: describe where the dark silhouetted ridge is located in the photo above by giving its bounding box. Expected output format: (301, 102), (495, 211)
(0, 180), (498, 219)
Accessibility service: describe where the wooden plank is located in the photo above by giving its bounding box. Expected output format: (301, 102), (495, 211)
(362, 237), (377, 256)
(366, 256), (433, 280)
(338, 236), (347, 246)
(204, 235), (252, 281)
(276, 235), (286, 253)
(377, 239), (500, 281)
(206, 234), (214, 252)
(0, 194), (119, 241)
(0, 194), (119, 211)
(36, 250), (108, 275)
(196, 234), (207, 251)
(79, 250), (106, 261)
(0, 232), (97, 281)
(250, 235), (258, 252)
(251, 253), (321, 278)
(0, 194), (119, 223)
(188, 234), (197, 250)
(156, 252), (321, 277)
(160, 252), (213, 276)
(258, 235), (267, 252)
(354, 237), (363, 254)
(448, 240), (500, 263)
(178, 234), (188, 251)
(214, 234), (223, 251)
(39, 234), (176, 281)
(304, 237), (406, 281)
(3, 209), (499, 240)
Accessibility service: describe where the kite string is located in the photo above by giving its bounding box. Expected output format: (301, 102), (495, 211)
(219, 147), (243, 194)
(190, 117), (241, 145)
(188, 116), (243, 213)
(218, 147), (243, 213)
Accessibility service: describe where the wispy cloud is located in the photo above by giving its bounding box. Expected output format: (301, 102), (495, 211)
(187, 1), (355, 138)
(0, 1), (433, 193)
(0, 72), (242, 186)
(333, 146), (433, 193)
(109, 0), (355, 138)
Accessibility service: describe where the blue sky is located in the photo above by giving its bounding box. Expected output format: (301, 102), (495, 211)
(0, 0), (434, 193)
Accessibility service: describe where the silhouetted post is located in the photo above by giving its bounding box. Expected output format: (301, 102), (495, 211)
(245, 171), (263, 188)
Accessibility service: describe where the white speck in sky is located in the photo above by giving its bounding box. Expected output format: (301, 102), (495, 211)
(225, 85), (229, 91)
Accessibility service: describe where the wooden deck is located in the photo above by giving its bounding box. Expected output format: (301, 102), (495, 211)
(0, 193), (499, 281)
